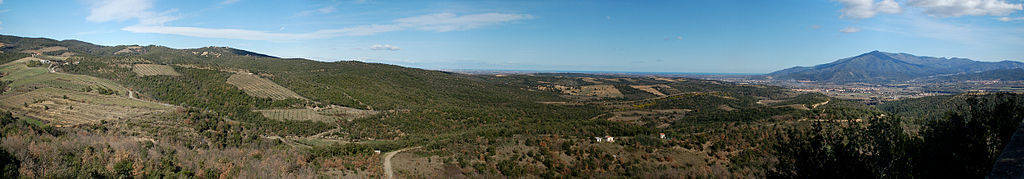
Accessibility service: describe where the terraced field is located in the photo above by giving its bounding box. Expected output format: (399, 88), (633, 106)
(0, 87), (174, 125)
(256, 106), (377, 122)
(0, 57), (174, 125)
(133, 64), (181, 76)
(226, 73), (306, 100)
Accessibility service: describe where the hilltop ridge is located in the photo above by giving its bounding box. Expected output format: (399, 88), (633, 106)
(769, 51), (1024, 83)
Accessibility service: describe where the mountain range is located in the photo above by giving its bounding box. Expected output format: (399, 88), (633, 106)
(768, 51), (1024, 83)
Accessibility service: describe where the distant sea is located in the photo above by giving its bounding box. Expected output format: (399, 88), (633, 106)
(444, 69), (763, 76)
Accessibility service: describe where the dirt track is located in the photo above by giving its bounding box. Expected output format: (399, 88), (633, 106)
(384, 147), (421, 179)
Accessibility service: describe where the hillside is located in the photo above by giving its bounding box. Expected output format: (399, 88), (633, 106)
(933, 68), (1024, 82)
(0, 35), (1021, 178)
(769, 51), (1024, 83)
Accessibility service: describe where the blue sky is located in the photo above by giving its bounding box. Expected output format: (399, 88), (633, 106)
(1, 0), (1023, 73)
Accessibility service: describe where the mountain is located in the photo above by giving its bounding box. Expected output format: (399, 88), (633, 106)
(933, 68), (1024, 81)
(768, 51), (1024, 83)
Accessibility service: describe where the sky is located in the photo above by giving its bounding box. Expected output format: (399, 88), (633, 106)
(1, 0), (1023, 73)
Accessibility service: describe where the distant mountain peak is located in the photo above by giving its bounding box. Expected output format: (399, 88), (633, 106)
(769, 51), (1024, 83)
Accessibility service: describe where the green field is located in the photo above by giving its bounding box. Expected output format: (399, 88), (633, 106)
(1, 57), (127, 96)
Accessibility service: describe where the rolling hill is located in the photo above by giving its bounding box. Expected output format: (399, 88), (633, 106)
(769, 51), (1024, 83)
(1, 34), (1022, 178)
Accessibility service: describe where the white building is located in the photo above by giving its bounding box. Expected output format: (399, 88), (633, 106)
(605, 136), (615, 143)
(594, 137), (603, 142)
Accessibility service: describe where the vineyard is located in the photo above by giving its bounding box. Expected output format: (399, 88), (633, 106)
(226, 73), (306, 100)
(256, 106), (378, 122)
(133, 64), (181, 76)
(256, 109), (339, 122)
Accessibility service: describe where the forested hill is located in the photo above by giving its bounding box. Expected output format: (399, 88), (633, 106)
(768, 51), (1024, 83)
(0, 34), (564, 111)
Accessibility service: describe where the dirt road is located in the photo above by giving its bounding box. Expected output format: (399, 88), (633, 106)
(384, 146), (421, 179)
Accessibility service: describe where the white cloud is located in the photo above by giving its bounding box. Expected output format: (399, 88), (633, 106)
(86, 0), (178, 25)
(840, 27), (862, 33)
(369, 44), (401, 51)
(836, 0), (902, 19)
(907, 0), (1023, 17)
(295, 5), (338, 16)
(122, 13), (533, 41)
(393, 13), (533, 32)
(221, 0), (240, 5)
(998, 16), (1024, 21)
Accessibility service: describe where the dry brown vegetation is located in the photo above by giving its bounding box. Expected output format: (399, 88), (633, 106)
(630, 84), (672, 96)
(21, 46), (68, 54)
(115, 46), (143, 54)
(559, 85), (624, 98)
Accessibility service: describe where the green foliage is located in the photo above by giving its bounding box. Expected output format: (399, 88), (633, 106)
(0, 148), (18, 178)
(772, 93), (1024, 178)
(0, 52), (31, 65)
(25, 60), (44, 67)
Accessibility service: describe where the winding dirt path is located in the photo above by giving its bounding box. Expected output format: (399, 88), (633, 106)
(383, 146), (421, 179)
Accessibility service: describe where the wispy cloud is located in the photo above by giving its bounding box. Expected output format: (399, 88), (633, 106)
(369, 44), (401, 51)
(121, 12), (533, 41)
(835, 0), (901, 19)
(863, 14), (1024, 47)
(86, 0), (178, 25)
(663, 35), (683, 41)
(840, 27), (862, 33)
(393, 13), (533, 32)
(907, 0), (1022, 17)
(295, 4), (338, 17)
(220, 0), (240, 5)
(998, 16), (1024, 21)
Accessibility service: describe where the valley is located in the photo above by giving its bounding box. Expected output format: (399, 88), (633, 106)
(0, 35), (1021, 178)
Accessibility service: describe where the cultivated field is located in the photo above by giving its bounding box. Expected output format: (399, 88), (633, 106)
(256, 106), (378, 122)
(257, 109), (337, 122)
(115, 46), (143, 54)
(576, 85), (624, 98)
(0, 87), (174, 125)
(226, 73), (306, 100)
(133, 64), (181, 76)
(630, 84), (671, 96)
